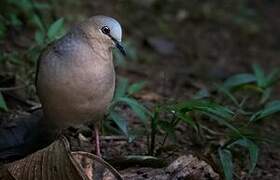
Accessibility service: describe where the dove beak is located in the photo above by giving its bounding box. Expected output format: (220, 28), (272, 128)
(115, 41), (126, 56)
(109, 35), (126, 56)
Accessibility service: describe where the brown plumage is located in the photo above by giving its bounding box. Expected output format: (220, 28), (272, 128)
(36, 16), (124, 156)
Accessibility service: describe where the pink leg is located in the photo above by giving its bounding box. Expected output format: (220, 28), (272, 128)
(94, 125), (101, 157)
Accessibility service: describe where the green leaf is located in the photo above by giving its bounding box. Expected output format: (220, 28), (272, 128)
(0, 92), (8, 111)
(217, 85), (239, 107)
(204, 112), (240, 134)
(47, 18), (64, 41)
(266, 68), (280, 87)
(223, 73), (256, 90)
(114, 77), (129, 99)
(176, 112), (198, 132)
(252, 64), (266, 88)
(109, 111), (128, 136)
(128, 81), (146, 95)
(218, 148), (233, 180)
(260, 88), (272, 104)
(113, 97), (151, 123)
(35, 30), (45, 46)
(250, 100), (280, 122)
(177, 100), (234, 120)
(33, 15), (45, 32)
(228, 138), (259, 174)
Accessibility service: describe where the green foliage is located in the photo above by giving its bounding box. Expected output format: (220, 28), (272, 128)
(106, 77), (151, 140)
(228, 138), (259, 174)
(250, 100), (280, 122)
(47, 18), (65, 42)
(0, 92), (8, 111)
(0, 0), (66, 102)
(223, 64), (280, 105)
(223, 73), (256, 90)
(144, 64), (279, 179)
(218, 148), (233, 180)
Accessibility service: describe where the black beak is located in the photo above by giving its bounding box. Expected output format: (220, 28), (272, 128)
(110, 36), (126, 56)
(115, 42), (126, 56)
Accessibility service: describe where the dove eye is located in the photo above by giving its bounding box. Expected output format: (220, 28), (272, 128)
(101, 26), (110, 35)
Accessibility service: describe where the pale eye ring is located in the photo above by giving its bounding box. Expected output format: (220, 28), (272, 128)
(101, 26), (110, 34)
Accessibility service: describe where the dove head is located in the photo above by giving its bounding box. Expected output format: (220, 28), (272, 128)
(84, 15), (125, 55)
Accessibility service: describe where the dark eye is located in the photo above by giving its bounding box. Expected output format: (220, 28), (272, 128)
(101, 26), (110, 34)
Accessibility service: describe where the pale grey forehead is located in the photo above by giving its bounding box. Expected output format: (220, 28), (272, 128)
(93, 15), (122, 42)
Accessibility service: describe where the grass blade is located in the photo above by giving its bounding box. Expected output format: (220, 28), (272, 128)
(128, 81), (146, 95)
(228, 138), (259, 174)
(223, 73), (256, 90)
(250, 100), (280, 121)
(218, 148), (233, 180)
(47, 18), (64, 41)
(0, 92), (8, 111)
(252, 64), (266, 88)
(115, 97), (151, 123)
(109, 111), (128, 136)
(114, 77), (129, 99)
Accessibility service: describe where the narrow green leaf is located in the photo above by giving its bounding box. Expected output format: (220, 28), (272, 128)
(252, 64), (266, 88)
(114, 97), (151, 123)
(217, 85), (239, 107)
(35, 30), (45, 46)
(176, 100), (239, 133)
(109, 111), (128, 136)
(218, 148), (233, 180)
(33, 14), (45, 32)
(223, 73), (256, 90)
(128, 81), (146, 95)
(114, 77), (128, 99)
(204, 112), (240, 134)
(266, 68), (280, 87)
(176, 112), (198, 132)
(260, 88), (272, 104)
(9, 14), (22, 27)
(228, 138), (259, 174)
(177, 100), (234, 120)
(250, 100), (280, 121)
(0, 92), (8, 111)
(47, 18), (64, 40)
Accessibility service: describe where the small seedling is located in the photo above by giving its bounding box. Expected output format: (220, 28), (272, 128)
(105, 77), (151, 141)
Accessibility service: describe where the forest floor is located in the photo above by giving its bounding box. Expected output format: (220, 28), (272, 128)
(1, 0), (280, 179)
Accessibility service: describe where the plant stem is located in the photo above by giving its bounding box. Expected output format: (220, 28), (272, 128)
(160, 112), (177, 147)
(149, 110), (158, 155)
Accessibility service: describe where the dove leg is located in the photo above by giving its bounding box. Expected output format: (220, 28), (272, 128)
(93, 124), (101, 157)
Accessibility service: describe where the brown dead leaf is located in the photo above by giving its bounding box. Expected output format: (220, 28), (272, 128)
(1, 137), (122, 180)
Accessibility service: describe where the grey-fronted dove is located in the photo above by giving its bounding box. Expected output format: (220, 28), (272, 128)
(36, 15), (125, 156)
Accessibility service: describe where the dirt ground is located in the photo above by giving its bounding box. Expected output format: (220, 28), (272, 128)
(1, 0), (280, 179)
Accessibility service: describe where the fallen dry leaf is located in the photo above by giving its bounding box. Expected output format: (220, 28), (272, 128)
(1, 137), (122, 180)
